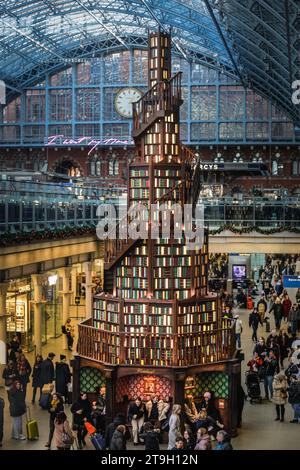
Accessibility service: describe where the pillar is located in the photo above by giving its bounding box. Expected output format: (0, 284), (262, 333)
(31, 274), (44, 356)
(71, 265), (78, 305)
(104, 368), (116, 426)
(0, 283), (8, 386)
(84, 261), (93, 319)
(59, 267), (72, 350)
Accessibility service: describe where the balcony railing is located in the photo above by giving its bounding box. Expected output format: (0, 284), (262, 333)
(77, 319), (235, 367)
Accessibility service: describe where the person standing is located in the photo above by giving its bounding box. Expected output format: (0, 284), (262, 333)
(8, 381), (26, 440)
(95, 386), (106, 434)
(71, 392), (92, 449)
(264, 350), (279, 400)
(32, 355), (43, 404)
(45, 392), (64, 449)
(290, 304), (300, 336)
(272, 373), (288, 422)
(214, 430), (233, 450)
(128, 397), (145, 446)
(0, 396), (4, 447)
(105, 413), (127, 449)
(8, 335), (20, 362)
(139, 421), (160, 451)
(233, 314), (243, 349)
(64, 318), (74, 351)
(194, 426), (211, 450)
(288, 375), (300, 423)
(249, 308), (263, 342)
(167, 404), (181, 450)
(40, 352), (55, 388)
(145, 396), (159, 423)
(53, 411), (74, 451)
(55, 355), (71, 404)
(257, 295), (267, 323)
(16, 353), (32, 399)
(2, 361), (19, 396)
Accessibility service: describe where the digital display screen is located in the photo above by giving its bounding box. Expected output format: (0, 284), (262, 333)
(232, 265), (246, 280)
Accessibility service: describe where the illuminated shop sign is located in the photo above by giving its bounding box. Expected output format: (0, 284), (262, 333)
(18, 285), (31, 293)
(199, 163), (220, 170)
(45, 135), (134, 155)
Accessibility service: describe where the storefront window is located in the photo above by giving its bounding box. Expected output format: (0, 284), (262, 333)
(6, 278), (33, 352)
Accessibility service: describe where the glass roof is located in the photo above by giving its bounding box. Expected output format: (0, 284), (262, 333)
(0, 0), (298, 123)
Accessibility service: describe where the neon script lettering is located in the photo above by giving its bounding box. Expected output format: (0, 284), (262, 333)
(46, 135), (133, 155)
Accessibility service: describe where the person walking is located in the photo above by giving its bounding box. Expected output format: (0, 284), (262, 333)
(269, 298), (284, 331)
(233, 314), (243, 349)
(16, 353), (32, 400)
(0, 396), (4, 447)
(128, 397), (145, 446)
(257, 295), (267, 323)
(288, 375), (300, 423)
(55, 355), (71, 404)
(249, 308), (263, 342)
(40, 352), (55, 388)
(167, 404), (181, 450)
(8, 335), (20, 362)
(282, 294), (292, 323)
(71, 392), (92, 449)
(264, 350), (279, 400)
(45, 392), (64, 449)
(272, 372), (288, 422)
(289, 304), (300, 336)
(53, 411), (74, 451)
(8, 381), (26, 440)
(31, 355), (43, 404)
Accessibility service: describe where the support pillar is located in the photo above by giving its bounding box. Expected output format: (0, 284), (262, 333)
(104, 368), (116, 426)
(59, 267), (72, 350)
(84, 261), (93, 319)
(174, 370), (187, 436)
(0, 283), (8, 385)
(71, 266), (78, 305)
(31, 274), (44, 357)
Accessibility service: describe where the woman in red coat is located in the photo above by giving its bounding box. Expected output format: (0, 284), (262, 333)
(282, 294), (292, 322)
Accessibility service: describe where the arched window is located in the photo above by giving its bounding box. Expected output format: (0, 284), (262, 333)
(109, 159), (119, 176)
(292, 160), (300, 176)
(90, 158), (101, 176)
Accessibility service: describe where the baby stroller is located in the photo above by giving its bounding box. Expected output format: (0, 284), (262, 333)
(245, 370), (262, 404)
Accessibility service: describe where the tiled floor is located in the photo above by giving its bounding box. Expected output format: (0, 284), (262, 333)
(1, 308), (300, 450)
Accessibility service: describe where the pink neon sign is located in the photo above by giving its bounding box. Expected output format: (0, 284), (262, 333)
(45, 135), (134, 155)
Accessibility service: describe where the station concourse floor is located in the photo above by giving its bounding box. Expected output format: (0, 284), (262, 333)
(1, 309), (300, 451)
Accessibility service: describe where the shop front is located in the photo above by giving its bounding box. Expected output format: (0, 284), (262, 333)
(6, 278), (33, 352)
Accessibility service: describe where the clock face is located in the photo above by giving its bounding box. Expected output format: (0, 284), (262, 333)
(115, 88), (143, 118)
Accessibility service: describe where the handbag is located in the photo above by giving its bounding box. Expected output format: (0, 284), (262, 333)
(62, 423), (74, 447)
(280, 389), (288, 399)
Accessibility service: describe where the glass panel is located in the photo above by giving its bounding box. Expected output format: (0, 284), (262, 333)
(50, 68), (72, 86)
(191, 63), (217, 83)
(181, 87), (188, 120)
(75, 124), (100, 137)
(219, 123), (244, 140)
(220, 86), (244, 120)
(23, 125), (45, 143)
(2, 126), (20, 143)
(133, 50), (148, 84)
(103, 123), (129, 138)
(172, 56), (189, 83)
(3, 97), (21, 123)
(49, 124), (72, 136)
(246, 90), (269, 120)
(77, 62), (92, 85)
(246, 122), (269, 140)
(25, 90), (45, 121)
(271, 122), (294, 140)
(191, 86), (216, 120)
(180, 123), (188, 141)
(191, 123), (216, 141)
(8, 203), (19, 222)
(104, 51), (130, 83)
(103, 88), (121, 121)
(49, 89), (72, 121)
(76, 89), (100, 120)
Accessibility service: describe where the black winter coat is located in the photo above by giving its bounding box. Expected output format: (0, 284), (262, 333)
(8, 388), (26, 417)
(55, 362), (71, 395)
(249, 312), (262, 329)
(110, 429), (126, 450)
(288, 382), (300, 404)
(71, 399), (92, 426)
(139, 430), (160, 451)
(128, 403), (145, 421)
(40, 358), (55, 386)
(32, 362), (43, 388)
(2, 366), (19, 387)
(269, 303), (283, 320)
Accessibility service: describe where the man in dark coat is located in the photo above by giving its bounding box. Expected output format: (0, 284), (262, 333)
(8, 381), (26, 440)
(40, 352), (55, 387)
(105, 413), (127, 449)
(55, 355), (71, 403)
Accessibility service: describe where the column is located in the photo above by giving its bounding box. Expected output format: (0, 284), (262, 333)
(103, 368), (116, 426)
(0, 283), (8, 383)
(59, 267), (72, 350)
(71, 265), (78, 305)
(31, 274), (44, 356)
(84, 261), (93, 319)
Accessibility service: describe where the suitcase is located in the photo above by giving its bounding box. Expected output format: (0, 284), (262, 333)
(26, 407), (39, 440)
(39, 392), (50, 410)
(90, 433), (105, 450)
